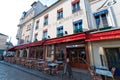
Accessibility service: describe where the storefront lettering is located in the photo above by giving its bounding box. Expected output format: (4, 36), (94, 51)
(47, 10), (83, 27)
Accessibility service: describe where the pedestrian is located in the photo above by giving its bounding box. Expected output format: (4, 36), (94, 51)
(64, 55), (73, 79)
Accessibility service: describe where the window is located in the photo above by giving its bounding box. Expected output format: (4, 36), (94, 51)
(55, 46), (64, 61)
(43, 30), (48, 40)
(44, 14), (48, 25)
(94, 10), (109, 29)
(57, 26), (63, 37)
(47, 45), (52, 57)
(25, 35), (29, 43)
(26, 24), (31, 31)
(57, 8), (63, 19)
(73, 20), (83, 33)
(72, 0), (80, 13)
(104, 48), (120, 76)
(35, 20), (39, 29)
(34, 33), (38, 41)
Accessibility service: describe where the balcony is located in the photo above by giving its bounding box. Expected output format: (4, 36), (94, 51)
(99, 26), (112, 31)
(44, 22), (48, 26)
(42, 37), (47, 40)
(57, 33), (63, 37)
(74, 29), (83, 34)
(72, 7), (80, 13)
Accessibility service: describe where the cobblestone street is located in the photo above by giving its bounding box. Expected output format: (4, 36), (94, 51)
(0, 63), (41, 80)
(0, 61), (91, 80)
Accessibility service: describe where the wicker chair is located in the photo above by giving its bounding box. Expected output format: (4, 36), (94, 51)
(88, 67), (102, 80)
(42, 61), (50, 73)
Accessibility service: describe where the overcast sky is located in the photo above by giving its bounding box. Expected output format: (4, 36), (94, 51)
(0, 0), (57, 45)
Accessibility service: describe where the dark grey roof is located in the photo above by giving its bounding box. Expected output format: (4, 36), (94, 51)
(0, 33), (8, 37)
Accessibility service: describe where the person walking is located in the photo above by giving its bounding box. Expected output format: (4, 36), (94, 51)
(64, 56), (73, 79)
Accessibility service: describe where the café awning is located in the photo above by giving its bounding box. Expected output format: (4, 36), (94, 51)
(86, 29), (120, 42)
(6, 46), (17, 51)
(29, 40), (44, 47)
(44, 33), (85, 45)
(15, 43), (30, 49)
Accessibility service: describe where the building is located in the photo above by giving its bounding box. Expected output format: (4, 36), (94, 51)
(87, 0), (120, 76)
(0, 33), (8, 59)
(12, 0), (120, 74)
(14, 0), (95, 70)
(31, 0), (95, 69)
(16, 1), (47, 44)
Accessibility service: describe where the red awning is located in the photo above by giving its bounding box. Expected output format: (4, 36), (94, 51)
(44, 33), (85, 45)
(86, 29), (120, 42)
(7, 46), (17, 51)
(15, 43), (30, 49)
(71, 0), (80, 5)
(29, 41), (44, 47)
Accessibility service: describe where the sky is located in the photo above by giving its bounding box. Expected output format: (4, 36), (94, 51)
(0, 0), (57, 46)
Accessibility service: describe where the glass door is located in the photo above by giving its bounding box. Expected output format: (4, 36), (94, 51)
(105, 48), (120, 76)
(67, 48), (87, 69)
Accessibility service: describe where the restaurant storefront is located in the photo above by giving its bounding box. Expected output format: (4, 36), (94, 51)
(44, 33), (89, 69)
(66, 41), (87, 69)
(86, 29), (120, 76)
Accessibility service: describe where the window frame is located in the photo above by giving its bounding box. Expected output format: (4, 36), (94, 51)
(57, 26), (63, 37)
(73, 20), (83, 33)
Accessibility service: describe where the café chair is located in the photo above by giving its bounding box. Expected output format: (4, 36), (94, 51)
(88, 67), (102, 80)
(51, 64), (59, 75)
(42, 61), (50, 73)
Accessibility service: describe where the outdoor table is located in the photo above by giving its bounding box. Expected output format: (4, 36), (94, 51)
(26, 60), (33, 63)
(37, 61), (44, 65)
(95, 69), (113, 80)
(55, 61), (63, 64)
(48, 63), (58, 75)
(46, 60), (52, 63)
(37, 61), (44, 70)
(48, 63), (58, 67)
(95, 65), (108, 70)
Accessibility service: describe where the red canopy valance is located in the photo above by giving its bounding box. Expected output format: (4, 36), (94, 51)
(86, 29), (120, 41)
(44, 33), (85, 45)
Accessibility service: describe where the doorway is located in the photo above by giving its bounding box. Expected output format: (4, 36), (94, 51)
(67, 47), (87, 69)
(104, 48), (120, 76)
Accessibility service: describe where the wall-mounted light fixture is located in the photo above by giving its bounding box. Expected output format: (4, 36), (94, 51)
(48, 36), (50, 39)
(65, 31), (68, 34)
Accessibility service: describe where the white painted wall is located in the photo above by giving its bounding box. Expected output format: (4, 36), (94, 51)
(91, 40), (120, 66)
(90, 0), (120, 28)
(0, 35), (8, 49)
(32, 0), (94, 41)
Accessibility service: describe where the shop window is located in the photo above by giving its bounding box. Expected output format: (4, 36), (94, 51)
(36, 47), (43, 59)
(55, 47), (64, 61)
(57, 26), (63, 37)
(73, 20), (83, 33)
(47, 45), (52, 57)
(22, 49), (27, 57)
(104, 48), (120, 76)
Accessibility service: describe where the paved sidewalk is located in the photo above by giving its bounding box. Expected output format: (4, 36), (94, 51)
(0, 61), (91, 80)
